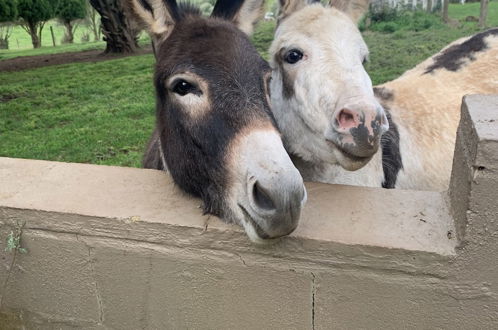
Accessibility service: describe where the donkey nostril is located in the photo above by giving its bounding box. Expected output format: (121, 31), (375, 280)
(252, 181), (276, 211)
(336, 109), (358, 130)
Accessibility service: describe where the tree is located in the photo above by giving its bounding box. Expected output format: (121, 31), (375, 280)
(17, 0), (56, 48)
(0, 0), (17, 21)
(479, 0), (488, 28)
(56, 0), (86, 44)
(85, 3), (101, 42)
(442, 0), (449, 23)
(89, 0), (139, 54)
(0, 0), (18, 49)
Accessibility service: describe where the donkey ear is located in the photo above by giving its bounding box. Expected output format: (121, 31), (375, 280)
(125, 0), (178, 41)
(278, 0), (315, 22)
(211, 0), (265, 35)
(329, 0), (370, 24)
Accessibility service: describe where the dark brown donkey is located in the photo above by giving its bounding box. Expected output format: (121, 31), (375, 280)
(127, 0), (306, 243)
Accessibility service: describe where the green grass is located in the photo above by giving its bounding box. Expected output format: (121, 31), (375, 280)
(0, 20), (150, 60)
(0, 41), (106, 60)
(363, 2), (498, 84)
(0, 55), (156, 167)
(364, 26), (484, 84)
(1, 3), (497, 166)
(0, 37), (153, 61)
(449, 1), (498, 24)
(4, 19), (97, 50)
(252, 21), (276, 60)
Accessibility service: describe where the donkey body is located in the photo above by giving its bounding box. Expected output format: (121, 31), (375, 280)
(270, 0), (498, 191)
(128, 0), (306, 242)
(373, 28), (498, 190)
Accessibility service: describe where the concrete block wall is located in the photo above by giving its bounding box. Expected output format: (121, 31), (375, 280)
(0, 95), (497, 329)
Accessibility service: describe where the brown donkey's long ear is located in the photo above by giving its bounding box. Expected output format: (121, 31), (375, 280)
(278, 0), (317, 22)
(329, 0), (370, 24)
(211, 0), (265, 35)
(125, 0), (178, 42)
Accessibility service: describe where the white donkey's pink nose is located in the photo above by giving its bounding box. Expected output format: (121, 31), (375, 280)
(333, 105), (388, 135)
(327, 103), (389, 158)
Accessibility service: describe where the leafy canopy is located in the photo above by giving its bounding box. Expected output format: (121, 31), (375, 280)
(17, 0), (56, 25)
(56, 0), (86, 22)
(0, 0), (18, 22)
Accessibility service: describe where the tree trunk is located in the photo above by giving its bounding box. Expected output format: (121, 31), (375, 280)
(89, 0), (139, 54)
(89, 7), (101, 41)
(479, 0), (489, 28)
(0, 38), (8, 49)
(27, 22), (41, 48)
(63, 21), (74, 44)
(442, 0), (449, 23)
(0, 25), (12, 49)
(427, 0), (433, 12)
(38, 23), (45, 48)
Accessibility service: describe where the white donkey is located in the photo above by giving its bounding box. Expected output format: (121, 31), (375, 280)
(270, 0), (498, 191)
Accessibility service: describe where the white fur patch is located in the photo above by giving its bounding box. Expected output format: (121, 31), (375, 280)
(226, 129), (305, 241)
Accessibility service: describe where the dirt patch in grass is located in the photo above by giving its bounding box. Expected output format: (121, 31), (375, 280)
(0, 46), (153, 73)
(0, 93), (22, 103)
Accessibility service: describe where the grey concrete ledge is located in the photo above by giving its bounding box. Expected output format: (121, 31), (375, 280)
(0, 157), (456, 277)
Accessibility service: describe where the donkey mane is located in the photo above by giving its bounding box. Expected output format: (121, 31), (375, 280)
(378, 106), (402, 189)
(211, 0), (246, 19)
(175, 2), (203, 18)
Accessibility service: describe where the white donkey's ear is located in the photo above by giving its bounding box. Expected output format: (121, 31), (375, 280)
(277, 0), (309, 22)
(125, 0), (178, 41)
(329, 0), (370, 24)
(212, 0), (265, 36)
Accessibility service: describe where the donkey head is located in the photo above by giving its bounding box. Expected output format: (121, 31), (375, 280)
(129, 0), (306, 243)
(270, 0), (389, 171)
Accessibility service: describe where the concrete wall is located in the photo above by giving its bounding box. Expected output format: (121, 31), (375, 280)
(0, 95), (497, 329)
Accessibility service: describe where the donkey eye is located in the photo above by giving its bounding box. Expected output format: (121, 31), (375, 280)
(284, 49), (304, 64)
(172, 79), (197, 96)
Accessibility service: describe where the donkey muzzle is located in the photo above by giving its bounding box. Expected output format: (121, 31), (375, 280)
(326, 102), (389, 159)
(232, 129), (306, 242)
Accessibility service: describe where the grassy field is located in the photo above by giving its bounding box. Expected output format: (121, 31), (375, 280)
(0, 20), (150, 60)
(1, 3), (497, 167)
(364, 26), (488, 84)
(0, 55), (156, 167)
(5, 19), (100, 50)
(448, 1), (498, 22)
(0, 41), (106, 60)
(364, 1), (498, 84)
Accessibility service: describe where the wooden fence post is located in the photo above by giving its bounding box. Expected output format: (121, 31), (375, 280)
(50, 26), (56, 47)
(479, 0), (489, 28)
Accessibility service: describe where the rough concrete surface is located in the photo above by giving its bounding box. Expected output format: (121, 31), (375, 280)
(0, 96), (497, 329)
